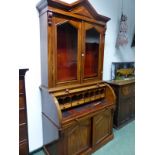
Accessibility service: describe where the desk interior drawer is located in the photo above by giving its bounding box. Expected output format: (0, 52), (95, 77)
(19, 124), (27, 142)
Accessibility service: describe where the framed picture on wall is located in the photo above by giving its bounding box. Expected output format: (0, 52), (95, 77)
(111, 62), (135, 80)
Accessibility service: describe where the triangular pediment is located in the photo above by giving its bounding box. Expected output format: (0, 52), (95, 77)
(69, 0), (110, 22)
(37, 0), (110, 23)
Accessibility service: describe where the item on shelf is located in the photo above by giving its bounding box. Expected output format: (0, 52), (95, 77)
(111, 62), (135, 80)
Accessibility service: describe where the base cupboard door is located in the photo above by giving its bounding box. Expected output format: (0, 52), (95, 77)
(63, 119), (91, 155)
(92, 109), (112, 146)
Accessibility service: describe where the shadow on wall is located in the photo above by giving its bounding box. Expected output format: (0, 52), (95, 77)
(114, 47), (125, 61)
(114, 43), (135, 62)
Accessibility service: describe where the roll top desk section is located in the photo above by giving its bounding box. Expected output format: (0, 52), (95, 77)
(41, 82), (116, 154)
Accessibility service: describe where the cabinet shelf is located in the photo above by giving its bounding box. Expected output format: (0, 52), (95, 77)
(60, 94), (105, 110)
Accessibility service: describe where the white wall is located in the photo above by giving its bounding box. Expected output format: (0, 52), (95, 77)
(17, 0), (135, 152)
(18, 0), (43, 152)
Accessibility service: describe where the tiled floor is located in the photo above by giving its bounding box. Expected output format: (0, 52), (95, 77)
(31, 120), (135, 155)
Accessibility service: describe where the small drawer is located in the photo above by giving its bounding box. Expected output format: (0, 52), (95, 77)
(19, 110), (27, 124)
(19, 95), (25, 108)
(19, 79), (25, 93)
(19, 141), (29, 155)
(19, 124), (27, 142)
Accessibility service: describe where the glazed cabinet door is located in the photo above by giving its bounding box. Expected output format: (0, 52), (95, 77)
(82, 22), (105, 83)
(62, 119), (91, 155)
(92, 108), (113, 146)
(52, 15), (82, 87)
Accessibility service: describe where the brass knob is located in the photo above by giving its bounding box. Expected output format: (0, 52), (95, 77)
(65, 89), (70, 94)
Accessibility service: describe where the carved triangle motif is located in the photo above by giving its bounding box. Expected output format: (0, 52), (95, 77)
(72, 6), (95, 19)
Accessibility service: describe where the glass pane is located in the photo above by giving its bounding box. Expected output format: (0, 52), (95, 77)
(57, 23), (78, 82)
(84, 28), (100, 78)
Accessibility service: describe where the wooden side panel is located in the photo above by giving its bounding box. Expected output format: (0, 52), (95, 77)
(19, 124), (27, 142)
(19, 94), (25, 109)
(130, 96), (135, 117)
(40, 87), (61, 145)
(19, 79), (25, 93)
(19, 69), (29, 155)
(128, 95), (135, 118)
(42, 114), (59, 146)
(19, 142), (29, 155)
(19, 110), (27, 124)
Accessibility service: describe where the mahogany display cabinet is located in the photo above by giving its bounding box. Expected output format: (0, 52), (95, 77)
(36, 0), (116, 154)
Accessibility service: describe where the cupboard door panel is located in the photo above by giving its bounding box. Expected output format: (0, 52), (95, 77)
(64, 119), (91, 155)
(93, 109), (112, 146)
